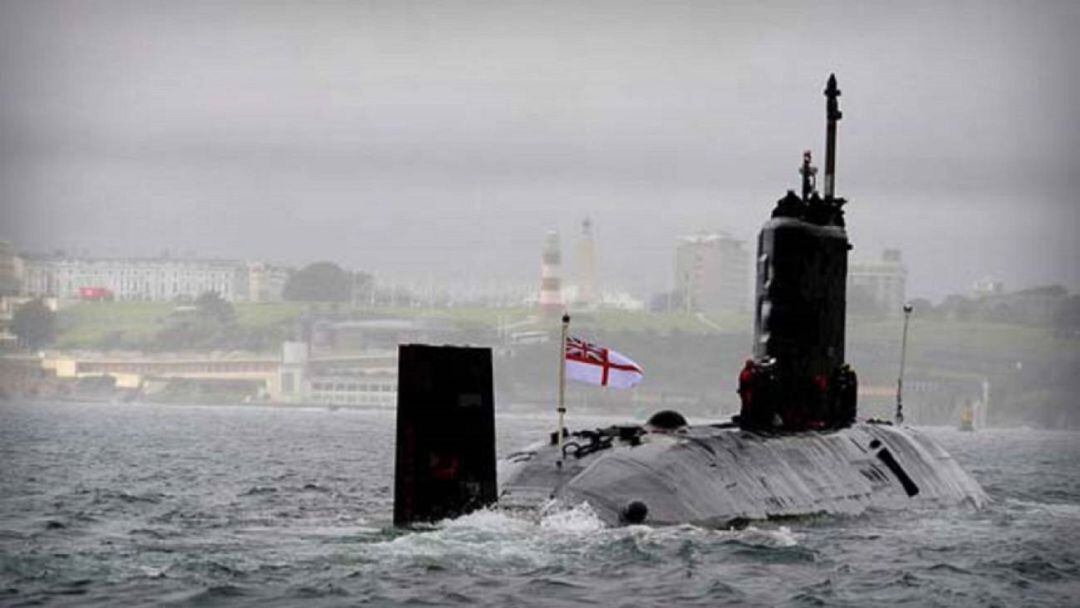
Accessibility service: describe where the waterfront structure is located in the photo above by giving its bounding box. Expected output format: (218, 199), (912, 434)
(41, 352), (280, 392)
(279, 341), (309, 399)
(848, 249), (907, 317)
(674, 232), (750, 314)
(278, 319), (446, 405)
(277, 341), (397, 406)
(36, 345), (398, 406)
(307, 370), (397, 407)
(538, 231), (564, 315)
(22, 256), (250, 302)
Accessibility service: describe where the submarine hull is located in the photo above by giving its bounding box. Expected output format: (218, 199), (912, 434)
(397, 76), (986, 530)
(499, 422), (986, 527)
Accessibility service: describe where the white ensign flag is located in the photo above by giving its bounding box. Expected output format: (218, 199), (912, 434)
(564, 335), (644, 389)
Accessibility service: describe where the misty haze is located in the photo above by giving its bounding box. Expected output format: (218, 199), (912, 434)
(1, 1), (1078, 606)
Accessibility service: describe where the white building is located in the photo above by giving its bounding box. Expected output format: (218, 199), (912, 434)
(22, 256), (249, 302)
(848, 249), (907, 317)
(247, 262), (290, 303)
(277, 342), (397, 407)
(674, 232), (750, 314)
(972, 276), (1005, 297)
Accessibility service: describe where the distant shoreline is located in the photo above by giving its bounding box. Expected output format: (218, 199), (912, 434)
(4, 397), (1078, 435)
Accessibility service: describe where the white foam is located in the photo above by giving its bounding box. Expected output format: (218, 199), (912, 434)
(367, 503), (806, 574)
(539, 501), (606, 534)
(706, 524), (801, 547)
(443, 506), (536, 534)
(364, 502), (616, 572)
(1007, 498), (1080, 518)
(139, 566), (167, 579)
(371, 508), (547, 568)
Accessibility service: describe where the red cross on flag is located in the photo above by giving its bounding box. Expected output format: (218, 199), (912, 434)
(565, 336), (644, 389)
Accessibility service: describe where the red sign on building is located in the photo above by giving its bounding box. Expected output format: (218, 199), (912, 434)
(78, 287), (114, 301)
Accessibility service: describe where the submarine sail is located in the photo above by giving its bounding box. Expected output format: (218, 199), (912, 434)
(396, 75), (987, 528)
(740, 73), (855, 432)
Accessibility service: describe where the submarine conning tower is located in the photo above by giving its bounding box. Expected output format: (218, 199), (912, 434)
(739, 74), (857, 432)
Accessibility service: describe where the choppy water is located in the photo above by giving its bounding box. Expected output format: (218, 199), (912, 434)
(1, 400), (1079, 607)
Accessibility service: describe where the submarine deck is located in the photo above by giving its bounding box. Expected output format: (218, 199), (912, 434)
(498, 422), (986, 527)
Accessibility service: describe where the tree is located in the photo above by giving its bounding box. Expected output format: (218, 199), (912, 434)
(940, 294), (975, 321)
(152, 291), (237, 350)
(194, 291), (236, 324)
(282, 262), (352, 302)
(907, 298), (935, 318)
(12, 299), (56, 350)
(1053, 294), (1080, 337)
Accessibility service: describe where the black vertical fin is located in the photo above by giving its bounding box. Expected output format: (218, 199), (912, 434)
(394, 344), (497, 526)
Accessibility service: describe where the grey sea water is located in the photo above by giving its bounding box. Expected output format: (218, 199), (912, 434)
(1, 400), (1078, 607)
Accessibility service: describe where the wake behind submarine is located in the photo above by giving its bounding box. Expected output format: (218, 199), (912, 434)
(392, 75), (987, 528)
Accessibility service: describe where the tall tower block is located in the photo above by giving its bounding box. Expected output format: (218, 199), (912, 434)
(575, 218), (598, 309)
(539, 231), (563, 315)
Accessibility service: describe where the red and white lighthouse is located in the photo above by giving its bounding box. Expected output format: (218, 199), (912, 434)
(538, 231), (563, 315)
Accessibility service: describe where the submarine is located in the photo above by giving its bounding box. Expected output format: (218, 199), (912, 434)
(392, 75), (987, 528)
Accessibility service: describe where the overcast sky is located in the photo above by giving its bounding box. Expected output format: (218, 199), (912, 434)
(2, 0), (1078, 300)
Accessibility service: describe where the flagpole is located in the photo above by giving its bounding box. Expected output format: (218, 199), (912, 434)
(895, 303), (913, 425)
(557, 312), (569, 468)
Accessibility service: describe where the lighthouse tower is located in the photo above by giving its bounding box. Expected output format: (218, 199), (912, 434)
(576, 218), (597, 309)
(538, 231), (563, 315)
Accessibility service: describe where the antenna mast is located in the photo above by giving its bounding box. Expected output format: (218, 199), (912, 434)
(896, 304), (913, 424)
(823, 74), (842, 201)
